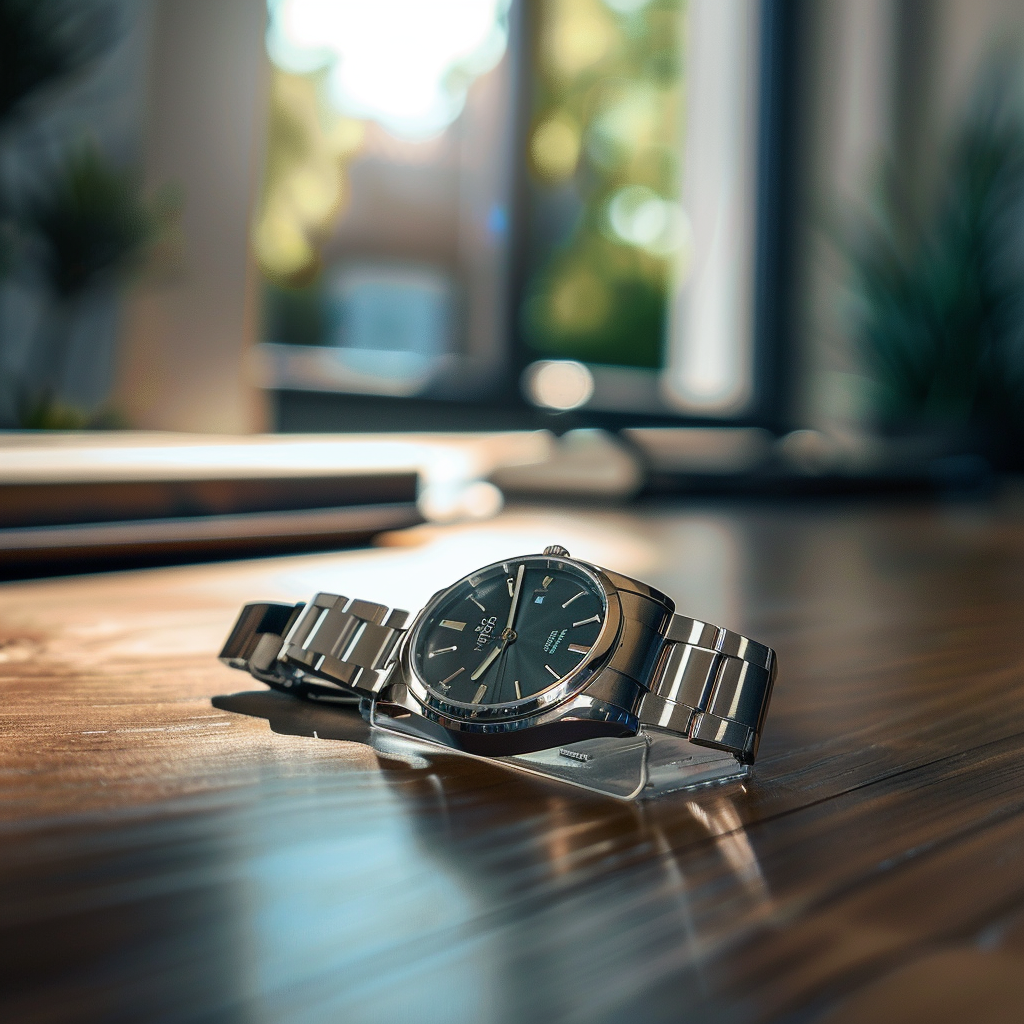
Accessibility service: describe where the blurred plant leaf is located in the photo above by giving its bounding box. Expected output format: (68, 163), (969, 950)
(0, 215), (18, 279)
(17, 391), (91, 430)
(25, 140), (179, 298)
(13, 142), (180, 428)
(17, 389), (126, 430)
(0, 0), (116, 128)
(843, 50), (1024, 432)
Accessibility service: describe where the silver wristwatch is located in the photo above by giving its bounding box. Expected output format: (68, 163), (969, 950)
(219, 546), (777, 764)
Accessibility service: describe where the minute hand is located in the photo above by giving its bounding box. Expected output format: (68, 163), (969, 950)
(506, 562), (526, 630)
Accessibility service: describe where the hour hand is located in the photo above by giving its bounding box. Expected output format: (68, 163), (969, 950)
(470, 640), (503, 681)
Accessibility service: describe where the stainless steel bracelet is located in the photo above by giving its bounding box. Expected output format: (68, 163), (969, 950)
(638, 614), (776, 764)
(219, 594), (409, 701)
(220, 596), (775, 762)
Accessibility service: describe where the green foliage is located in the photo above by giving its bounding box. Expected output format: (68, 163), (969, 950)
(0, 0), (153, 431)
(523, 0), (684, 370)
(845, 54), (1024, 431)
(0, 215), (16, 279)
(0, 0), (116, 296)
(0, 0), (114, 127)
(26, 141), (176, 298)
(522, 248), (666, 368)
(12, 143), (179, 426)
(16, 392), (124, 430)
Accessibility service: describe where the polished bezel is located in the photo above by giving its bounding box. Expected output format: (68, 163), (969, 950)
(400, 553), (623, 727)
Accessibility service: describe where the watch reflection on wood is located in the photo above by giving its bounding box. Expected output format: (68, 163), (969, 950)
(219, 546), (777, 764)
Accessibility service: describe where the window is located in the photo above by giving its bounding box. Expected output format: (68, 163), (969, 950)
(253, 0), (517, 403)
(252, 0), (789, 427)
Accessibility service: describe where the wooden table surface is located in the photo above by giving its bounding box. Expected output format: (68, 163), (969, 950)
(3, 496), (1024, 1024)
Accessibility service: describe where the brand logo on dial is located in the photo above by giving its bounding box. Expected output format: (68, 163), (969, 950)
(543, 628), (567, 654)
(473, 615), (498, 651)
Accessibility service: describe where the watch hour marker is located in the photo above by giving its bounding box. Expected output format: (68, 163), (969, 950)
(468, 575), (482, 587)
(568, 643), (591, 655)
(572, 614), (601, 628)
(514, 679), (521, 699)
(440, 667), (465, 685)
(472, 684), (488, 704)
(542, 576), (554, 589)
(562, 591), (585, 609)
(545, 664), (560, 679)
(507, 577), (515, 597)
(440, 619), (467, 631)
(468, 596), (485, 612)
(428, 646), (458, 657)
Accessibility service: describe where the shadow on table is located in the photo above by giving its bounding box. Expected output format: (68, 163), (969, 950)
(212, 689), (373, 744)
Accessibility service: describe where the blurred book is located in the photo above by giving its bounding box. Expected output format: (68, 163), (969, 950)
(0, 431), (549, 578)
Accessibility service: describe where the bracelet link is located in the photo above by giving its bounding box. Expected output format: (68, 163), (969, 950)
(218, 601), (305, 674)
(689, 712), (755, 760)
(639, 691), (696, 734)
(278, 593), (409, 696)
(220, 593), (409, 698)
(639, 612), (776, 764)
(656, 642), (721, 710)
(706, 658), (772, 729)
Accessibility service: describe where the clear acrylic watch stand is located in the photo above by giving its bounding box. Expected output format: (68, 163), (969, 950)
(368, 700), (749, 801)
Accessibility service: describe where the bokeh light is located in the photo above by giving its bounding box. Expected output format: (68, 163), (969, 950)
(523, 359), (596, 410)
(605, 184), (689, 257)
(531, 114), (583, 181)
(540, 0), (617, 79)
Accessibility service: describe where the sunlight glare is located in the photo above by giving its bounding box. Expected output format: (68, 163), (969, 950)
(267, 0), (511, 141)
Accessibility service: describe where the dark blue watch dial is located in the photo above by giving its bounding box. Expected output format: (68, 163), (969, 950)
(414, 557), (606, 707)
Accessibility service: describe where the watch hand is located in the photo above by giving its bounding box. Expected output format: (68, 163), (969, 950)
(471, 564), (525, 685)
(495, 639), (512, 700)
(471, 639), (503, 681)
(506, 563), (526, 630)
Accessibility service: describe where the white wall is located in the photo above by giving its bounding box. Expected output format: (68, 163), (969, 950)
(116, 0), (269, 433)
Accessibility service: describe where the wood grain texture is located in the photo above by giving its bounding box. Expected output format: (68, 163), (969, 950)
(3, 497), (1024, 1023)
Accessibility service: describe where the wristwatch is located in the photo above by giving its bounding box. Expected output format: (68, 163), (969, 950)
(218, 546), (777, 763)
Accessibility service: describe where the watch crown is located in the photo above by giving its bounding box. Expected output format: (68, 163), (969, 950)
(543, 545), (570, 557)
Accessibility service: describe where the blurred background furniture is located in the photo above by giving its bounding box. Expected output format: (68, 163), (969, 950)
(0, 430), (546, 576)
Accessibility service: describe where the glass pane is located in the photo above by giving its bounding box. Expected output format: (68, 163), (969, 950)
(254, 0), (516, 399)
(521, 0), (688, 372)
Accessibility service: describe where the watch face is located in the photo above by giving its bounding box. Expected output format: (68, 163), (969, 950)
(412, 555), (608, 709)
